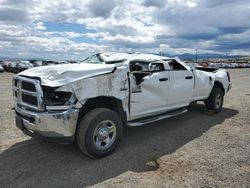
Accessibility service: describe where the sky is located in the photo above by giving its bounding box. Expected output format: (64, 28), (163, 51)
(0, 0), (249, 60)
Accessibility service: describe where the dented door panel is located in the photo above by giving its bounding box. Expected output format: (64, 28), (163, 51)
(130, 71), (170, 120)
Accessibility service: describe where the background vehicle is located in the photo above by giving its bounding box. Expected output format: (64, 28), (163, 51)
(0, 65), (4, 73)
(13, 61), (34, 73)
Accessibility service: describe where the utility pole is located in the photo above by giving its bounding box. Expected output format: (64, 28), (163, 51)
(226, 52), (229, 60)
(195, 49), (198, 63)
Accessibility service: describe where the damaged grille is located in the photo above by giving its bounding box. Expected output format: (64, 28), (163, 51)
(13, 76), (44, 111)
(22, 94), (38, 106)
(22, 81), (36, 92)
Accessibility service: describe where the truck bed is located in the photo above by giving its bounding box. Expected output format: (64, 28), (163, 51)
(195, 67), (218, 72)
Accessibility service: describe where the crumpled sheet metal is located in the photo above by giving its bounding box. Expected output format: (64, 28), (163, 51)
(57, 66), (130, 115)
(19, 63), (116, 87)
(192, 68), (229, 99)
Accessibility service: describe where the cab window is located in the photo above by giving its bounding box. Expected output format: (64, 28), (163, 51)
(130, 60), (165, 72)
(168, 60), (186, 70)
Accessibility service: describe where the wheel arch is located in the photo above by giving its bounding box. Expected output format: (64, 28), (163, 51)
(213, 81), (225, 95)
(77, 96), (127, 126)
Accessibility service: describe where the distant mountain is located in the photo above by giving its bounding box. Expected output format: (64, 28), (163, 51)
(0, 56), (19, 61)
(167, 53), (243, 60)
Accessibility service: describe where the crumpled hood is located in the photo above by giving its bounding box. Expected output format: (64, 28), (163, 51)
(18, 63), (116, 87)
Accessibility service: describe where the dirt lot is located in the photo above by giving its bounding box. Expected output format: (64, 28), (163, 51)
(0, 69), (249, 188)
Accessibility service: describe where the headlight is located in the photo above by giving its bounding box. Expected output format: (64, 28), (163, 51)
(43, 86), (73, 106)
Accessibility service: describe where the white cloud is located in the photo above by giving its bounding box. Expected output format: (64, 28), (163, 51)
(33, 22), (46, 30)
(0, 0), (249, 60)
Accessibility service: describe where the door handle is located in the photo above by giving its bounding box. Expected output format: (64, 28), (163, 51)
(159, 77), (168, 81)
(185, 76), (193, 79)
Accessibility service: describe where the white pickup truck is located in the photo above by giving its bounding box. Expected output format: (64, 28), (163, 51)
(13, 52), (231, 158)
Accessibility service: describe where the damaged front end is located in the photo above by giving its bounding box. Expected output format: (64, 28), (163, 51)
(13, 75), (79, 143)
(13, 62), (129, 144)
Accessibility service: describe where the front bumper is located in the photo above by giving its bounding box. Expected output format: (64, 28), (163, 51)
(15, 105), (79, 144)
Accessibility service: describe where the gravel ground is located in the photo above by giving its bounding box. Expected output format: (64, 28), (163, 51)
(0, 69), (249, 188)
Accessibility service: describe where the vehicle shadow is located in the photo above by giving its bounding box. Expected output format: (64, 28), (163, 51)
(0, 104), (238, 188)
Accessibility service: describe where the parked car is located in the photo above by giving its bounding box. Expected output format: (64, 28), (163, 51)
(5, 61), (19, 72)
(0, 65), (4, 73)
(30, 60), (43, 67)
(14, 61), (34, 73)
(13, 52), (231, 158)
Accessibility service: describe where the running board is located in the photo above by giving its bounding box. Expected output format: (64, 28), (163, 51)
(127, 108), (188, 127)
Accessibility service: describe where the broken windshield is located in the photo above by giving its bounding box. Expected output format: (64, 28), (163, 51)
(80, 54), (126, 65)
(80, 54), (104, 64)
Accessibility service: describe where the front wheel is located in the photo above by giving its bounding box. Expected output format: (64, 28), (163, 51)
(204, 87), (224, 113)
(76, 108), (123, 158)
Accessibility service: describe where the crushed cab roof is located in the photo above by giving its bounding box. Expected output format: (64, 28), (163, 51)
(99, 52), (171, 62)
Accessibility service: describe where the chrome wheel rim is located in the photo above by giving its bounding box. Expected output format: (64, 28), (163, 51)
(215, 94), (222, 109)
(93, 120), (116, 150)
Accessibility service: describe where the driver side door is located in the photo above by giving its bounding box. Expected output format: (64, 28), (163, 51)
(129, 63), (170, 120)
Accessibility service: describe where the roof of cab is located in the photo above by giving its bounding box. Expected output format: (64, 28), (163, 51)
(99, 52), (171, 62)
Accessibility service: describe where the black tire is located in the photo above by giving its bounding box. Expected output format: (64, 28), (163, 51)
(76, 108), (123, 158)
(205, 87), (224, 113)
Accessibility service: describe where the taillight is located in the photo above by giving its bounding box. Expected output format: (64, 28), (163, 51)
(226, 71), (230, 82)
